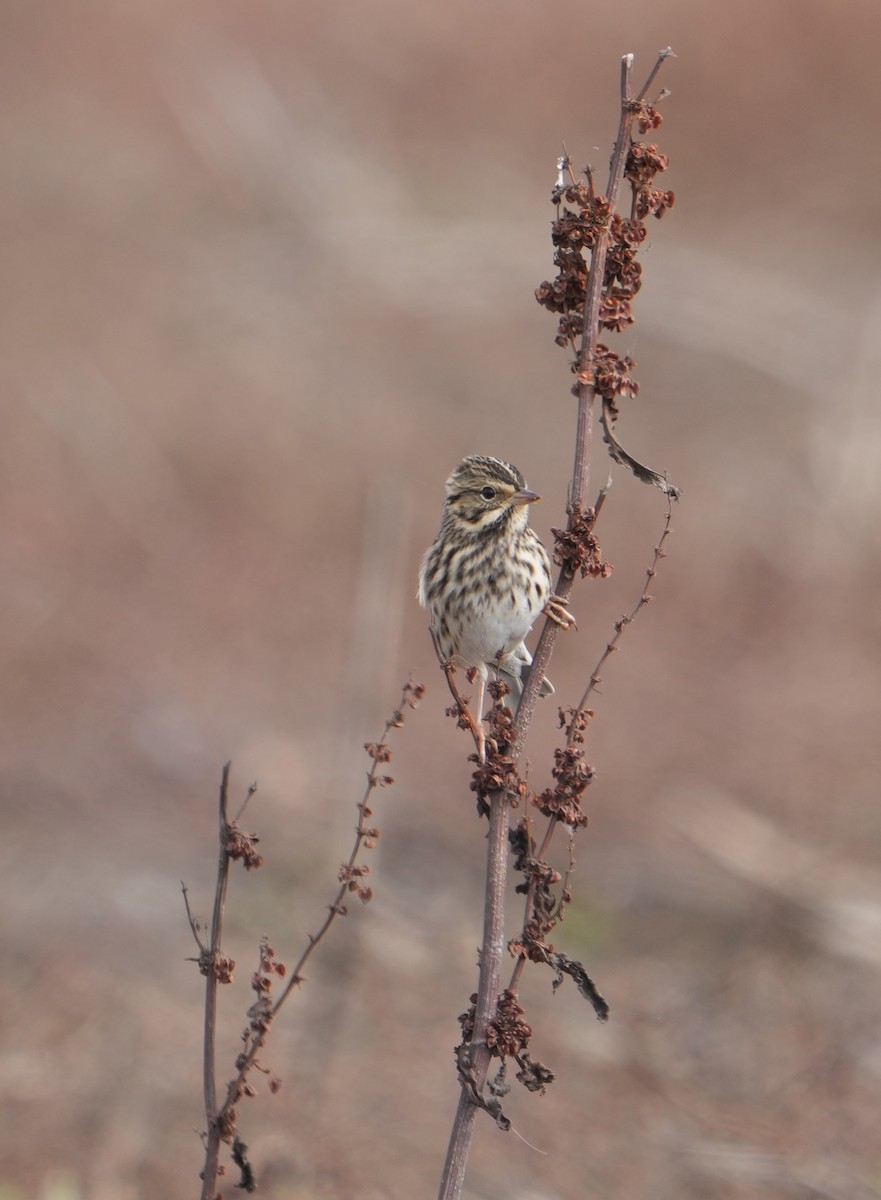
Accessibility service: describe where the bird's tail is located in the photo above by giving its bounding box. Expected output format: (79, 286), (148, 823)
(498, 642), (554, 709)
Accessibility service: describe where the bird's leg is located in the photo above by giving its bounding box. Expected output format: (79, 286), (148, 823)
(472, 672), (487, 762)
(544, 594), (577, 631)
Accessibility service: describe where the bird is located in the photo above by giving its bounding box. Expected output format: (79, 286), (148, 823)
(418, 455), (574, 756)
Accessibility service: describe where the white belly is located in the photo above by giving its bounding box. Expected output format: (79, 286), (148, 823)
(455, 585), (542, 669)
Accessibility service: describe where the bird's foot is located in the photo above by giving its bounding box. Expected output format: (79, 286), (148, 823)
(544, 595), (577, 631)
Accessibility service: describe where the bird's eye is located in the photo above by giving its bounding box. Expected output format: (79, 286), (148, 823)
(480, 486), (496, 500)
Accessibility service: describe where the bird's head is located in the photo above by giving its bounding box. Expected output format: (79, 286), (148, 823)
(443, 455), (539, 531)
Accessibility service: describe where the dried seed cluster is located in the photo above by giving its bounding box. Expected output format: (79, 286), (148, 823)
(225, 823), (263, 871)
(551, 501), (611, 580)
(242, 938), (286, 1046)
(458, 990), (556, 1103)
(535, 103), (673, 410)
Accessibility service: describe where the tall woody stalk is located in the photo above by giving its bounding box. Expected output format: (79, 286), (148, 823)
(437, 49), (674, 1200)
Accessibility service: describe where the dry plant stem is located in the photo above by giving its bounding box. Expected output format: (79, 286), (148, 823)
(439, 51), (672, 1200)
(199, 762), (234, 1200)
(513, 52), (640, 749)
(196, 684), (417, 1200)
(439, 792), (510, 1200)
(432, 666), (508, 1194)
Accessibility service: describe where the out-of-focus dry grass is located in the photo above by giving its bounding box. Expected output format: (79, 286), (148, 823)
(2, 3), (881, 1198)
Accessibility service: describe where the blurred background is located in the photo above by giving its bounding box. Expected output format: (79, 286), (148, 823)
(2, 1), (880, 1197)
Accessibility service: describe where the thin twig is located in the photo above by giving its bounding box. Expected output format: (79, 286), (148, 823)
(232, 781), (258, 826)
(199, 762), (233, 1200)
(568, 489), (674, 741)
(182, 883), (206, 953)
(634, 45), (675, 102)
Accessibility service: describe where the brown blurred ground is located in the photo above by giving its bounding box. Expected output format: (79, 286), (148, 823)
(2, 2), (881, 1197)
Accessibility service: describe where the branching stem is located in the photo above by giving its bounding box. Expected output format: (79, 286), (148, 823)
(194, 682), (421, 1199)
(438, 48), (672, 1200)
(439, 49), (672, 1200)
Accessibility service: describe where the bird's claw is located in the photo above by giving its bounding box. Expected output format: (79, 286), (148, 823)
(544, 595), (577, 631)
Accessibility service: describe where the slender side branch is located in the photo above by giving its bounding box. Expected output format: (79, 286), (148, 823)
(569, 491), (674, 734)
(215, 683), (420, 1135)
(191, 682), (422, 1199)
(507, 494), (675, 995)
(634, 45), (674, 102)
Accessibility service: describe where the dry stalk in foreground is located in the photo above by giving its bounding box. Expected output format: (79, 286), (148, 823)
(436, 49), (678, 1200)
(183, 678), (424, 1199)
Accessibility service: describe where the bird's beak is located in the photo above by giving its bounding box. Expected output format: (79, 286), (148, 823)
(512, 488), (540, 506)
